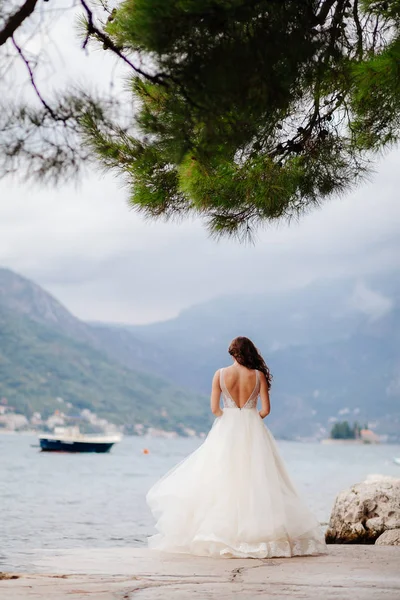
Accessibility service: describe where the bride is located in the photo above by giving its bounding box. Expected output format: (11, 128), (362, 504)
(146, 336), (327, 558)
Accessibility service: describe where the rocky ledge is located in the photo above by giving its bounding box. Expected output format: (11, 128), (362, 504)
(326, 474), (400, 544)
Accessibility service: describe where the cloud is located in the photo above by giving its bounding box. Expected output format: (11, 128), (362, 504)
(1, 6), (400, 323)
(349, 281), (394, 321)
(1, 150), (399, 324)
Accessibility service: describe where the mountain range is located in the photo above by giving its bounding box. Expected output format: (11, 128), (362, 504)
(0, 268), (211, 433)
(0, 266), (399, 439)
(124, 274), (400, 439)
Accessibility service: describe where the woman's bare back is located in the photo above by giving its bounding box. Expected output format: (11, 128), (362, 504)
(221, 364), (258, 408)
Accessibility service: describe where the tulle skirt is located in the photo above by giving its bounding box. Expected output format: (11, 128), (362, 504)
(146, 407), (327, 558)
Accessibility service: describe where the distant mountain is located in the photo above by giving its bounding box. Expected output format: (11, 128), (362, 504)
(0, 267), (166, 372)
(121, 274), (400, 440)
(0, 268), (211, 433)
(1, 266), (399, 440)
(0, 267), (95, 342)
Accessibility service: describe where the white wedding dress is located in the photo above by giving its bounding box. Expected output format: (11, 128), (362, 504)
(146, 368), (327, 558)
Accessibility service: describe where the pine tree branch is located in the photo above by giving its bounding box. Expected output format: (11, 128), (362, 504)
(79, 1), (203, 109)
(353, 0), (364, 58)
(0, 0), (39, 47)
(316, 0), (339, 24)
(11, 36), (59, 121)
(79, 0), (168, 86)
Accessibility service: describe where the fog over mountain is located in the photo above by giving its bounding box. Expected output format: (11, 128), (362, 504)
(1, 267), (399, 440)
(1, 148), (399, 325)
(0, 268), (211, 434)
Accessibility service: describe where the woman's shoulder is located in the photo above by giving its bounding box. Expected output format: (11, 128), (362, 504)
(221, 365), (260, 372)
(216, 365), (233, 378)
(213, 366), (229, 377)
(222, 365), (260, 376)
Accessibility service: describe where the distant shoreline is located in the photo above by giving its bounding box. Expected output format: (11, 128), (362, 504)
(1, 429), (399, 444)
(321, 438), (381, 445)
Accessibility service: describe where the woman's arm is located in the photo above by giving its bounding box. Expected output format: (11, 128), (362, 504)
(259, 371), (270, 419)
(210, 370), (223, 417)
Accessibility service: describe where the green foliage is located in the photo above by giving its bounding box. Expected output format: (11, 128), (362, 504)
(351, 35), (400, 150)
(0, 306), (211, 433)
(83, 0), (399, 238)
(330, 420), (362, 439)
(1, 1), (400, 237)
(0, 91), (118, 184)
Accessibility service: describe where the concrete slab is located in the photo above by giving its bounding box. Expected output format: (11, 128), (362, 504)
(1, 546), (399, 600)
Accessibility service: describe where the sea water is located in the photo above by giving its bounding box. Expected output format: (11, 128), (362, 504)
(1, 432), (399, 571)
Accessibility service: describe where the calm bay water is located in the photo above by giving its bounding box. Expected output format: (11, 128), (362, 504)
(1, 432), (400, 571)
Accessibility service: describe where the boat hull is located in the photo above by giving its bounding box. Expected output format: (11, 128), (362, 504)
(39, 438), (114, 453)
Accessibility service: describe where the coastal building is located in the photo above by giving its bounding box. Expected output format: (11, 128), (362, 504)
(360, 428), (380, 444)
(0, 412), (29, 431)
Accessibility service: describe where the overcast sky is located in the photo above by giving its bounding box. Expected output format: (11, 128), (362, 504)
(0, 3), (399, 324)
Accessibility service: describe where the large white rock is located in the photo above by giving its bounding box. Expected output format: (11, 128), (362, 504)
(326, 475), (400, 544)
(375, 529), (400, 546)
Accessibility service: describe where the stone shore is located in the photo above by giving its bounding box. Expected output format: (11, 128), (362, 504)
(1, 545), (400, 600)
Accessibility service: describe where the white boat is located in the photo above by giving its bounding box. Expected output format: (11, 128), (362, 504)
(38, 426), (122, 453)
(393, 458), (400, 466)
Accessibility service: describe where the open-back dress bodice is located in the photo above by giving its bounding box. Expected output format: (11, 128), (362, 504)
(220, 368), (259, 409)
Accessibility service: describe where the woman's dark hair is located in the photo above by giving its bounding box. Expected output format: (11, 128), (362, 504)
(228, 336), (272, 390)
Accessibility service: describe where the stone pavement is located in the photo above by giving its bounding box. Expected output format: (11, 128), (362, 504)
(1, 545), (399, 599)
